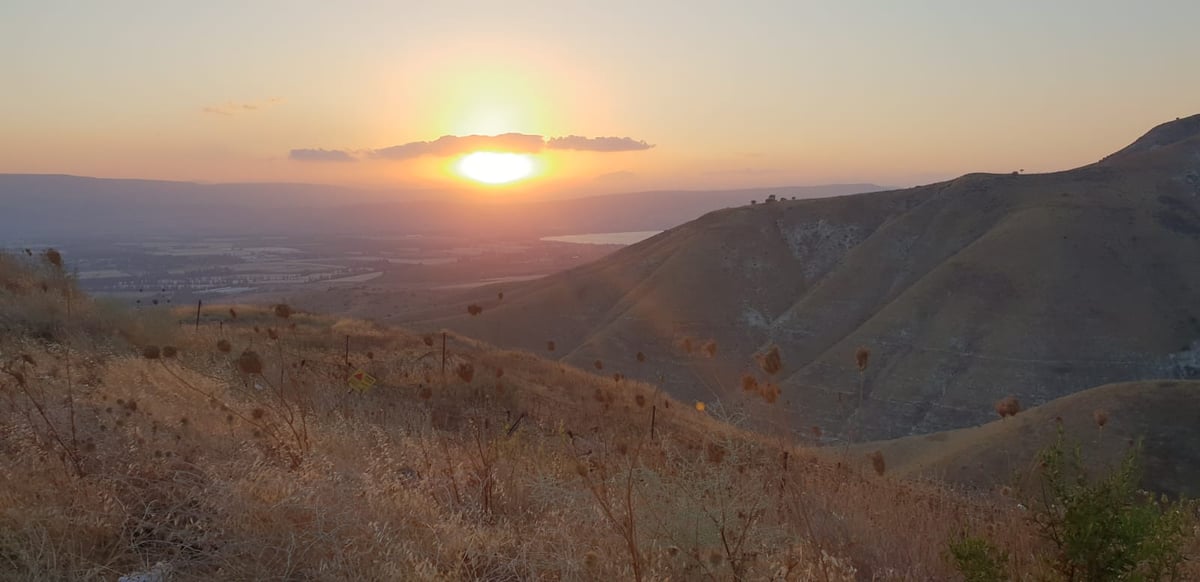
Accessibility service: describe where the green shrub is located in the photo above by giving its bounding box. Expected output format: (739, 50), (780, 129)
(950, 430), (1195, 581)
(1033, 432), (1193, 581)
(947, 534), (1008, 582)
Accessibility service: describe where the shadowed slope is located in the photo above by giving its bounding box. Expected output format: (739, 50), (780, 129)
(414, 114), (1200, 441)
(855, 380), (1200, 498)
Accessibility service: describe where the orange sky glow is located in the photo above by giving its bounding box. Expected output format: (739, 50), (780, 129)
(2, 1), (1199, 199)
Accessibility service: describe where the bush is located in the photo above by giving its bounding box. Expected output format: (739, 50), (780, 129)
(947, 535), (1007, 582)
(1033, 432), (1194, 581)
(950, 430), (1195, 581)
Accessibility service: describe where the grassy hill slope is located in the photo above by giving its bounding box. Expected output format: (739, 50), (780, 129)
(414, 114), (1200, 442)
(855, 380), (1200, 498)
(0, 252), (1072, 580)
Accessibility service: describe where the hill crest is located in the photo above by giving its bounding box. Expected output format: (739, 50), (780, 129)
(412, 114), (1200, 442)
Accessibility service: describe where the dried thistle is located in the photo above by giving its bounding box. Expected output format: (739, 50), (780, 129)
(456, 362), (475, 383)
(757, 345), (782, 375)
(237, 350), (264, 375)
(43, 248), (63, 268)
(869, 450), (886, 476)
(273, 303), (292, 319)
(855, 347), (871, 372)
(994, 395), (1021, 419)
(142, 346), (161, 360)
(760, 382), (781, 404)
(741, 374), (759, 392)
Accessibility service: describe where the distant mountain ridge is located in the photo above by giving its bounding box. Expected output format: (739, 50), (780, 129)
(414, 113), (1200, 442)
(0, 174), (884, 240)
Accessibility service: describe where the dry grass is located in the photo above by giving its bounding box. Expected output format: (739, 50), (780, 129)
(0, 255), (1194, 580)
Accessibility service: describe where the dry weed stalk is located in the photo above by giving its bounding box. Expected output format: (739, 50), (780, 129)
(569, 436), (646, 582)
(854, 347), (870, 406)
(1094, 409), (1109, 442)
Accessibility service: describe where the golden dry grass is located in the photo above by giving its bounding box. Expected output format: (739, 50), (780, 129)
(0, 256), (1195, 580)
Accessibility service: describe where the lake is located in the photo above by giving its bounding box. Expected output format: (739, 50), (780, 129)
(540, 230), (662, 245)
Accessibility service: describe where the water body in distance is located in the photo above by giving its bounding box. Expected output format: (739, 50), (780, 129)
(540, 231), (662, 245)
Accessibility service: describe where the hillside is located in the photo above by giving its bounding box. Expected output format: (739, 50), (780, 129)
(854, 380), (1200, 498)
(413, 114), (1200, 442)
(2, 251), (1074, 580)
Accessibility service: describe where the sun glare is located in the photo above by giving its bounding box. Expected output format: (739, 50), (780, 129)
(456, 151), (535, 185)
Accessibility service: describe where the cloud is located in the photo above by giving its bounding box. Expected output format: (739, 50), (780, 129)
(289, 148), (356, 162)
(202, 97), (284, 116)
(546, 135), (655, 152)
(291, 132), (655, 162)
(372, 133), (545, 160)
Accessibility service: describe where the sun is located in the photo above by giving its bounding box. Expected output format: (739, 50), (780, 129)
(456, 151), (535, 184)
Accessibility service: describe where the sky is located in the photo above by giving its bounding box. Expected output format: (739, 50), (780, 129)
(2, 0), (1198, 198)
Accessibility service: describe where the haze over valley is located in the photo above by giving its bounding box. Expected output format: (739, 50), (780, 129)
(3, 1), (1200, 579)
